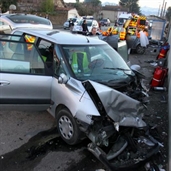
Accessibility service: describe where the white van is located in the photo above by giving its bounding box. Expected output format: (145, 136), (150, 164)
(117, 13), (132, 25)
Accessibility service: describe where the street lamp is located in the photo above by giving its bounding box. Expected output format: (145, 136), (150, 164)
(9, 4), (16, 14)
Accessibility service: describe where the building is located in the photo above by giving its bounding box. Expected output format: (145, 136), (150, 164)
(98, 5), (128, 22)
(17, 0), (65, 12)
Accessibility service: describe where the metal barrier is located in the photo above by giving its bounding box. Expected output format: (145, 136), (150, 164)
(168, 23), (171, 171)
(150, 19), (166, 40)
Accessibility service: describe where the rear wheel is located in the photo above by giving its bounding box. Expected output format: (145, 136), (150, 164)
(136, 44), (146, 54)
(56, 108), (81, 145)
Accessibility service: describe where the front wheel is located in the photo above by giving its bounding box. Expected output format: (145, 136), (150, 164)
(136, 44), (146, 54)
(56, 108), (81, 145)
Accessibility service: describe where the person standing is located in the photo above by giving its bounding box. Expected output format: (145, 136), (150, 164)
(98, 20), (101, 30)
(69, 18), (74, 32)
(139, 29), (149, 47)
(82, 20), (89, 35)
(45, 13), (49, 19)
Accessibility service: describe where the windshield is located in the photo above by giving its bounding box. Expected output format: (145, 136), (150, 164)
(78, 20), (92, 26)
(102, 19), (107, 22)
(118, 18), (128, 24)
(62, 44), (134, 86)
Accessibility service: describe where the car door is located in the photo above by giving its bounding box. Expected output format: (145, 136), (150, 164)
(0, 34), (52, 111)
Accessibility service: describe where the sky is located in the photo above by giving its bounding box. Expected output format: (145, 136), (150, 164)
(63, 0), (171, 9)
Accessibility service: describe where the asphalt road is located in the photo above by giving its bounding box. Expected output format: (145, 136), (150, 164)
(0, 28), (168, 171)
(0, 110), (107, 171)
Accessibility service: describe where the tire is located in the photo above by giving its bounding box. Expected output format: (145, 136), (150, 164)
(136, 44), (146, 54)
(56, 108), (81, 145)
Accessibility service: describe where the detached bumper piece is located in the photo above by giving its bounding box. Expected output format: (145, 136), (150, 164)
(87, 135), (160, 171)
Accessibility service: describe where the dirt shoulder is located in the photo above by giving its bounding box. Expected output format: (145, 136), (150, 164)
(129, 46), (168, 170)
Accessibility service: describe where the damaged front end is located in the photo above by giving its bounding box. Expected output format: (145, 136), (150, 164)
(82, 80), (160, 170)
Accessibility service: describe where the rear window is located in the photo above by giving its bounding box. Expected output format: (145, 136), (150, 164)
(118, 18), (127, 23)
(86, 20), (92, 26)
(6, 15), (51, 25)
(72, 18), (77, 22)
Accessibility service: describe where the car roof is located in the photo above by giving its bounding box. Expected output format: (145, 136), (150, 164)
(13, 28), (106, 45)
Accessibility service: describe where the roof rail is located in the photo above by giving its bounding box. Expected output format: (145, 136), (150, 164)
(47, 30), (59, 35)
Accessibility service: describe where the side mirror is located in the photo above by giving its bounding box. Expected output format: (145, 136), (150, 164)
(131, 64), (146, 78)
(130, 64), (141, 72)
(58, 73), (68, 84)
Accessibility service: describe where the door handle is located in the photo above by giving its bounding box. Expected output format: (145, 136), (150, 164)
(0, 81), (10, 86)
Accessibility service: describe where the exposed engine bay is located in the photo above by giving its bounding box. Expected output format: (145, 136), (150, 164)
(79, 80), (160, 170)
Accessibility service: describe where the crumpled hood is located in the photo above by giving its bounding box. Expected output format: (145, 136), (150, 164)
(84, 80), (146, 128)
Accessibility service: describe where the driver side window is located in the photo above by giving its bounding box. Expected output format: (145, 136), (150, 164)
(38, 39), (52, 62)
(37, 39), (65, 76)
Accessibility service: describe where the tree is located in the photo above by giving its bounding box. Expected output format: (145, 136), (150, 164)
(119, 0), (140, 14)
(0, 0), (17, 13)
(165, 6), (171, 21)
(41, 0), (54, 13)
(74, 0), (102, 17)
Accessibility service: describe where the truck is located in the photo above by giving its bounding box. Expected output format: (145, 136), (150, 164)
(100, 14), (149, 54)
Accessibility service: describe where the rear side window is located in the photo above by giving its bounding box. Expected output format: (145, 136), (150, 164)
(6, 14), (51, 25)
(0, 35), (45, 74)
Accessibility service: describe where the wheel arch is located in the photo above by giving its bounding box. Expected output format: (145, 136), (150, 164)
(55, 104), (84, 145)
(136, 44), (146, 54)
(55, 104), (70, 119)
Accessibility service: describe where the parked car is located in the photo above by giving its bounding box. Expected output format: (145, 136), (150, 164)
(63, 18), (79, 29)
(72, 19), (99, 33)
(0, 13), (53, 34)
(164, 22), (169, 35)
(100, 18), (110, 26)
(148, 20), (153, 30)
(0, 29), (159, 170)
(145, 20), (150, 30)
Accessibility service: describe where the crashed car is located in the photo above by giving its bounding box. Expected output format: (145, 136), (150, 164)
(0, 30), (160, 170)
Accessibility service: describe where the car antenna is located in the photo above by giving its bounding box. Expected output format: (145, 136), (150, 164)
(79, 88), (86, 102)
(86, 37), (89, 43)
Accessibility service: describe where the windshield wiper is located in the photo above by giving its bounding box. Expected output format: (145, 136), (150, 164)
(103, 67), (131, 71)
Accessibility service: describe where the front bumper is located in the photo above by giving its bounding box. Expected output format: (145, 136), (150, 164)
(88, 135), (160, 171)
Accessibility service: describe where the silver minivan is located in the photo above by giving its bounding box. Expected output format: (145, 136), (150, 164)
(0, 29), (159, 170)
(0, 13), (53, 34)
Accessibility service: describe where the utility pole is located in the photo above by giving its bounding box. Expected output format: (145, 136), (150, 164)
(162, 1), (167, 18)
(160, 0), (165, 17)
(158, 4), (161, 17)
